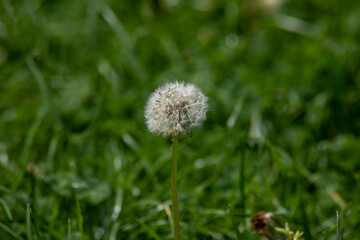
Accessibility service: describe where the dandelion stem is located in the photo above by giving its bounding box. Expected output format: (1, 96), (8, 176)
(171, 136), (181, 240)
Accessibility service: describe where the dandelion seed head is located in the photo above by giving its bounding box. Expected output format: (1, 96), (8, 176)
(145, 82), (208, 137)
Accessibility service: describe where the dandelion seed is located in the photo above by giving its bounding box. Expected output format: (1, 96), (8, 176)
(145, 81), (208, 137)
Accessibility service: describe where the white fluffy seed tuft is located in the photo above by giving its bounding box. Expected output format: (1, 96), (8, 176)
(145, 82), (208, 137)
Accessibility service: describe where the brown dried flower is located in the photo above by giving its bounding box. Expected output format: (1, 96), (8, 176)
(251, 211), (274, 235)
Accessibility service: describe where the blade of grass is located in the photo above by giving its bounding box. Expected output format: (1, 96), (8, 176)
(19, 105), (47, 166)
(97, 1), (147, 81)
(12, 105), (47, 189)
(49, 198), (59, 230)
(26, 56), (63, 126)
(300, 192), (313, 240)
(228, 204), (243, 240)
(30, 208), (46, 240)
(239, 145), (246, 220)
(227, 97), (244, 128)
(272, 13), (317, 38)
(136, 220), (162, 240)
(0, 186), (11, 193)
(110, 189), (123, 221)
(46, 136), (58, 171)
(76, 200), (84, 236)
(109, 222), (120, 240)
(0, 221), (24, 240)
(337, 211), (342, 240)
(0, 197), (13, 221)
(68, 219), (71, 240)
(26, 203), (32, 240)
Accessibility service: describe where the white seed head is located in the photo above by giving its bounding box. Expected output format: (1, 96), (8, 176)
(145, 82), (208, 137)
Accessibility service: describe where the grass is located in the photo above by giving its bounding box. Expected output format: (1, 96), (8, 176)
(337, 211), (342, 240)
(1, 0), (360, 239)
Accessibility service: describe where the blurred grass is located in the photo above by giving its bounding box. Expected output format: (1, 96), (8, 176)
(0, 0), (360, 239)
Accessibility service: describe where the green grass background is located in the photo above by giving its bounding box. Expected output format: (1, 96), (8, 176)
(1, 0), (360, 239)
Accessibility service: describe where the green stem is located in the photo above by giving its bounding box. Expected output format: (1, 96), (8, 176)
(239, 145), (245, 224)
(171, 137), (181, 240)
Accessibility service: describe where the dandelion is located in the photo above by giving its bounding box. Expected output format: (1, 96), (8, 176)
(145, 82), (208, 240)
(145, 81), (208, 138)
